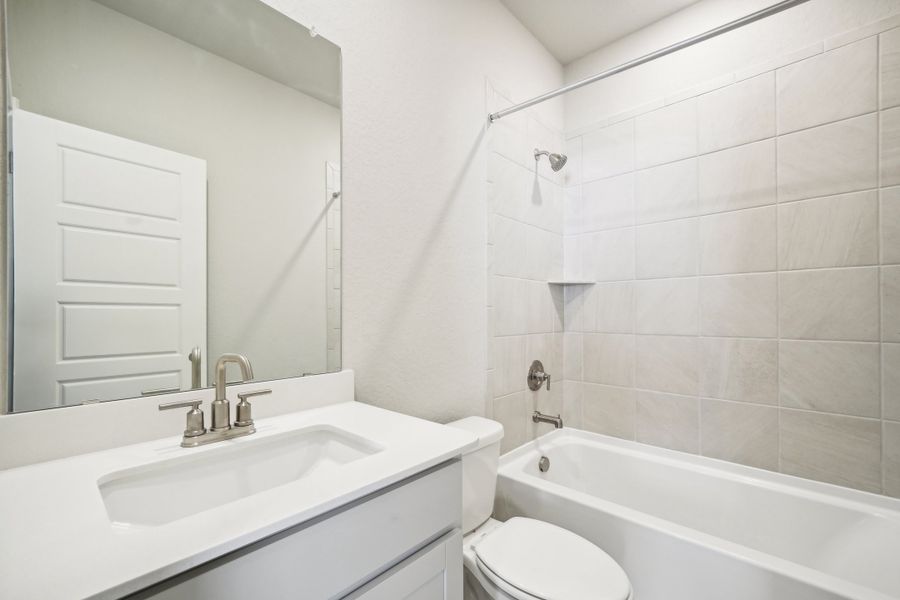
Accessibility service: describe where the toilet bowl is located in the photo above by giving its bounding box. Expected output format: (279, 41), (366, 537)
(447, 417), (632, 600)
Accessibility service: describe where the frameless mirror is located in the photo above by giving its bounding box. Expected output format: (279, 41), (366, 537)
(4, 0), (341, 412)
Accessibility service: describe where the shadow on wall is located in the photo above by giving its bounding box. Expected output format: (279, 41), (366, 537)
(234, 194), (338, 345)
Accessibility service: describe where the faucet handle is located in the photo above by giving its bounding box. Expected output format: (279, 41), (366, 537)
(527, 360), (552, 391)
(159, 398), (206, 439)
(235, 389), (272, 428)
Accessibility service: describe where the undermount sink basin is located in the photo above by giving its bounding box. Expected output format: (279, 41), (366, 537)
(98, 426), (383, 527)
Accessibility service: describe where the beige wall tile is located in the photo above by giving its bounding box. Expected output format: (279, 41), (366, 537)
(885, 266), (900, 342)
(561, 380), (583, 430)
(563, 236), (582, 282)
(883, 187), (900, 264)
(564, 186), (583, 236)
(634, 278), (698, 336)
(777, 37), (877, 134)
(635, 158), (697, 224)
(584, 281), (633, 334)
(524, 280), (556, 335)
(635, 99), (697, 168)
(583, 333), (634, 387)
(778, 114), (877, 202)
(698, 139), (776, 215)
(564, 136), (583, 187)
(881, 107), (900, 187)
(699, 206), (776, 275)
(493, 392), (530, 454)
(582, 173), (634, 232)
(698, 72), (775, 154)
(779, 267), (879, 341)
(636, 391), (699, 454)
(885, 343), (900, 422)
(780, 409), (881, 493)
(636, 335), (698, 396)
(699, 338), (777, 405)
(583, 383), (635, 440)
(583, 228), (635, 282)
(779, 340), (880, 417)
(494, 276), (526, 336)
(582, 119), (634, 181)
(885, 421), (900, 498)
(700, 273), (777, 338)
(526, 333), (563, 388)
(635, 218), (698, 279)
(493, 335), (526, 398)
(778, 191), (878, 270)
(701, 400), (779, 470)
(563, 333), (582, 381)
(881, 28), (900, 110)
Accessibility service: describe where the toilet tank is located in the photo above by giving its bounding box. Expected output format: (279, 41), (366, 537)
(445, 417), (504, 534)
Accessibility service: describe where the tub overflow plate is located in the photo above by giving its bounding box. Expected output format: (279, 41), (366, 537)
(538, 456), (550, 472)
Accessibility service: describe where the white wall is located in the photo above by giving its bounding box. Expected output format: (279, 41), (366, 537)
(565, 0), (900, 132)
(8, 0), (340, 384)
(261, 0), (564, 421)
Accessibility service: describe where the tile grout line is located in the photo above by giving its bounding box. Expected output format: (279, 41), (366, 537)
(574, 185), (887, 237)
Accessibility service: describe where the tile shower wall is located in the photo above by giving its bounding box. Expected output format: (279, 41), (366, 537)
(563, 23), (900, 496)
(486, 83), (568, 453)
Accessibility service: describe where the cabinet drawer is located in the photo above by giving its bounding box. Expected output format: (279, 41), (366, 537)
(344, 529), (462, 600)
(134, 460), (461, 600)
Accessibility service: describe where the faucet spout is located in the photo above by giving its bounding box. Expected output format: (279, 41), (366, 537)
(532, 411), (563, 429)
(210, 353), (254, 432)
(215, 353), (253, 400)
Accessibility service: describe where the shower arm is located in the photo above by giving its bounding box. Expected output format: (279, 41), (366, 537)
(488, 0), (811, 123)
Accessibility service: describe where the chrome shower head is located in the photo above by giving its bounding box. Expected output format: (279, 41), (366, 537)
(534, 148), (568, 172)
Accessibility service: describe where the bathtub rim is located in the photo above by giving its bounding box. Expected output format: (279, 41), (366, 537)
(497, 428), (900, 600)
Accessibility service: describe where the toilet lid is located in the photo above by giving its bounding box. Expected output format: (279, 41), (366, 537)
(473, 517), (631, 600)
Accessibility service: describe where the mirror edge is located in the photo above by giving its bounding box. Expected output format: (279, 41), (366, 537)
(1, 0), (9, 414)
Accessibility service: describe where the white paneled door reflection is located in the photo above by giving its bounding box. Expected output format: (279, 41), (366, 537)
(11, 110), (206, 410)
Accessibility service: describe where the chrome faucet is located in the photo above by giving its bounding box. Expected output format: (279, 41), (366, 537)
(533, 411), (563, 429)
(159, 353), (271, 447)
(211, 353), (254, 432)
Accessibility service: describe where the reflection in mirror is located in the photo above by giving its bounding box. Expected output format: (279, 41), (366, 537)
(5, 0), (341, 412)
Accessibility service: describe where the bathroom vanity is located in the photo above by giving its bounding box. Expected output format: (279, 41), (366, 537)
(0, 372), (476, 599)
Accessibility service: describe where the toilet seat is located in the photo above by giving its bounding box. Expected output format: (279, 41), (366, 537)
(472, 517), (631, 600)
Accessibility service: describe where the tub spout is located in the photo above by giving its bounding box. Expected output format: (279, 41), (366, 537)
(533, 411), (563, 429)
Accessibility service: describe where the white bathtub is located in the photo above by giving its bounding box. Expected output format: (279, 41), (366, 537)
(494, 429), (900, 600)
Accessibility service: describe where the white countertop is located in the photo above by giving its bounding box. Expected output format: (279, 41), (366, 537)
(0, 401), (477, 599)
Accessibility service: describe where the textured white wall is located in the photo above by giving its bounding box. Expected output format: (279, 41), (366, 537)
(261, 0), (564, 421)
(564, 0), (900, 132)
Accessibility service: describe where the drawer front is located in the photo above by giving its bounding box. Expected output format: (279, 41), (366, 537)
(134, 460), (461, 600)
(344, 530), (462, 600)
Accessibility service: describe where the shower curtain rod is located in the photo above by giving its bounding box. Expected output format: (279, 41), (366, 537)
(488, 0), (811, 123)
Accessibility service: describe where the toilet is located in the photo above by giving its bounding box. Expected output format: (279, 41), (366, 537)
(447, 417), (632, 600)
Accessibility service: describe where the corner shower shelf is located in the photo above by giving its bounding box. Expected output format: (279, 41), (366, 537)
(547, 280), (595, 286)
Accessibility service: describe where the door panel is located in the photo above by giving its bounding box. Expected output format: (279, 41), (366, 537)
(11, 110), (207, 410)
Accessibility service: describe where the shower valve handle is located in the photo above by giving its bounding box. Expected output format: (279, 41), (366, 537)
(527, 360), (551, 391)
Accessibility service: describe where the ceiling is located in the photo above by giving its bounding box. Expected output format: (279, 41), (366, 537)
(501, 0), (702, 65)
(96, 0), (341, 107)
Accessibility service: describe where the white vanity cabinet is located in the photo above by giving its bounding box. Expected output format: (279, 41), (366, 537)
(132, 461), (462, 600)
